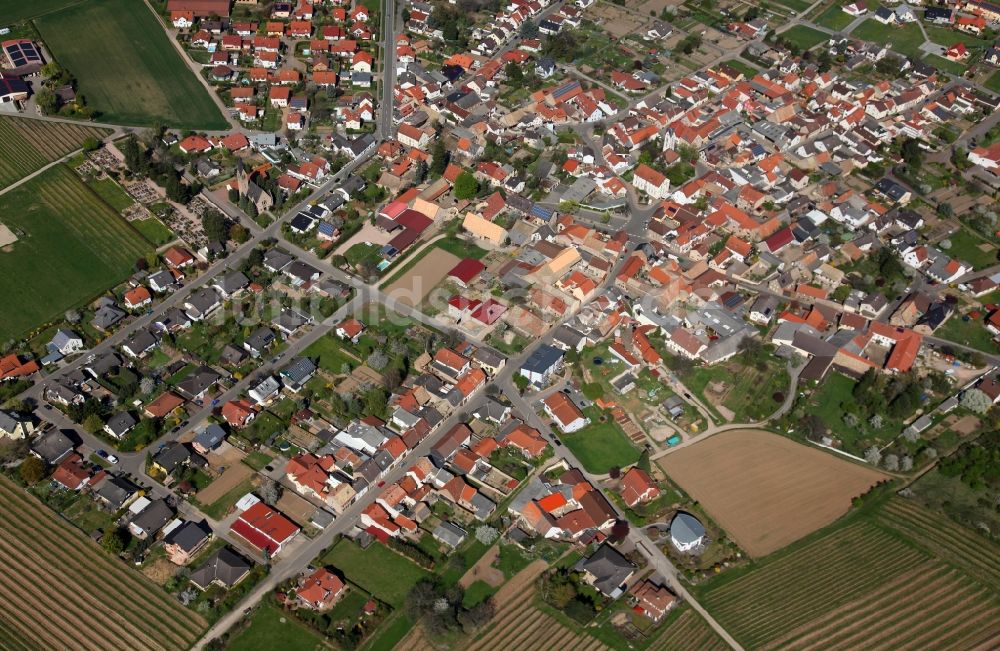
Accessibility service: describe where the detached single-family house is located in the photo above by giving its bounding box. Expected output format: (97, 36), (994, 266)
(543, 392), (588, 433)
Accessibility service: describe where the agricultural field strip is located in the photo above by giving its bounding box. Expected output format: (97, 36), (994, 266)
(0, 496), (200, 648)
(877, 499), (1000, 589)
(892, 589), (1000, 651)
(732, 547), (926, 647)
(651, 612), (728, 651)
(36, 170), (149, 262)
(764, 564), (952, 649)
(919, 607), (1000, 651)
(467, 587), (605, 651)
(0, 571), (85, 650)
(826, 581), (995, 651)
(702, 508), (1000, 650)
(0, 117), (108, 189)
(0, 120), (45, 188)
(721, 544), (925, 644)
(784, 567), (981, 650)
(467, 597), (533, 649)
(704, 521), (894, 607)
(703, 523), (926, 645)
(0, 618), (36, 651)
(8, 118), (107, 155)
(0, 481), (203, 643)
(0, 533), (158, 650)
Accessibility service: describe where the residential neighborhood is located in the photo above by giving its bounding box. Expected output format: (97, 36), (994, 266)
(0, 0), (998, 649)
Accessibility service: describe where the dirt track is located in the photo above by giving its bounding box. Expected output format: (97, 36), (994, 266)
(658, 429), (887, 557)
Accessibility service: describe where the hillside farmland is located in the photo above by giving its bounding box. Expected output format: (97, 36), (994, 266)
(0, 117), (109, 190)
(695, 499), (1000, 650)
(0, 476), (206, 650)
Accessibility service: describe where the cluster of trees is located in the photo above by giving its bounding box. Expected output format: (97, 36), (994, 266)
(854, 369), (923, 420)
(453, 170), (479, 200)
(542, 31), (580, 63)
(404, 579), (496, 637)
(675, 33), (702, 56)
(35, 63), (90, 116)
(537, 568), (602, 623)
(120, 134), (201, 204)
(938, 430), (999, 491)
(201, 209), (231, 244)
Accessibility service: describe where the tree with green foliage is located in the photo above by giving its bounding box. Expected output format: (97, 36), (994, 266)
(901, 137), (923, 171)
(229, 223), (249, 243)
(505, 61), (523, 84)
(35, 88), (58, 114)
(101, 528), (127, 555)
(18, 456), (45, 485)
(82, 136), (100, 152)
(542, 31), (579, 62)
(121, 134), (147, 176)
(430, 139), (448, 177)
(202, 209), (228, 243)
(82, 413), (104, 435)
(453, 170), (479, 199)
(960, 388), (992, 414)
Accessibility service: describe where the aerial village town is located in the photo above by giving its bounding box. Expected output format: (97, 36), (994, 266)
(0, 0), (999, 648)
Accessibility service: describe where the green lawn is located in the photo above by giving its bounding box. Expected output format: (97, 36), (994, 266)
(344, 242), (382, 268)
(722, 58), (758, 79)
(227, 603), (323, 651)
(132, 217), (176, 246)
(303, 334), (361, 374)
(935, 314), (998, 354)
(802, 371), (903, 453)
(924, 25), (991, 50)
(242, 412), (287, 444)
(35, 0), (228, 128)
(779, 25), (830, 50)
(814, 4), (855, 31)
(321, 540), (430, 608)
(947, 228), (998, 270)
(852, 20), (926, 59)
(986, 70), (1000, 93)
(461, 580), (497, 608)
(362, 612), (413, 651)
(561, 407), (641, 474)
(0, 164), (151, 343)
(86, 176), (135, 212)
(243, 451), (274, 471)
(771, 0), (812, 13)
(924, 54), (968, 76)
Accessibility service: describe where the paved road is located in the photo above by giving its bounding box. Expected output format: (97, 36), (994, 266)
(194, 377), (491, 649)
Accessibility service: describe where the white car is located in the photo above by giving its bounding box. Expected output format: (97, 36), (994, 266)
(106, 454), (119, 465)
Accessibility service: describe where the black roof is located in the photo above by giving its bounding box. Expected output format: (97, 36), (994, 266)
(164, 520), (211, 552)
